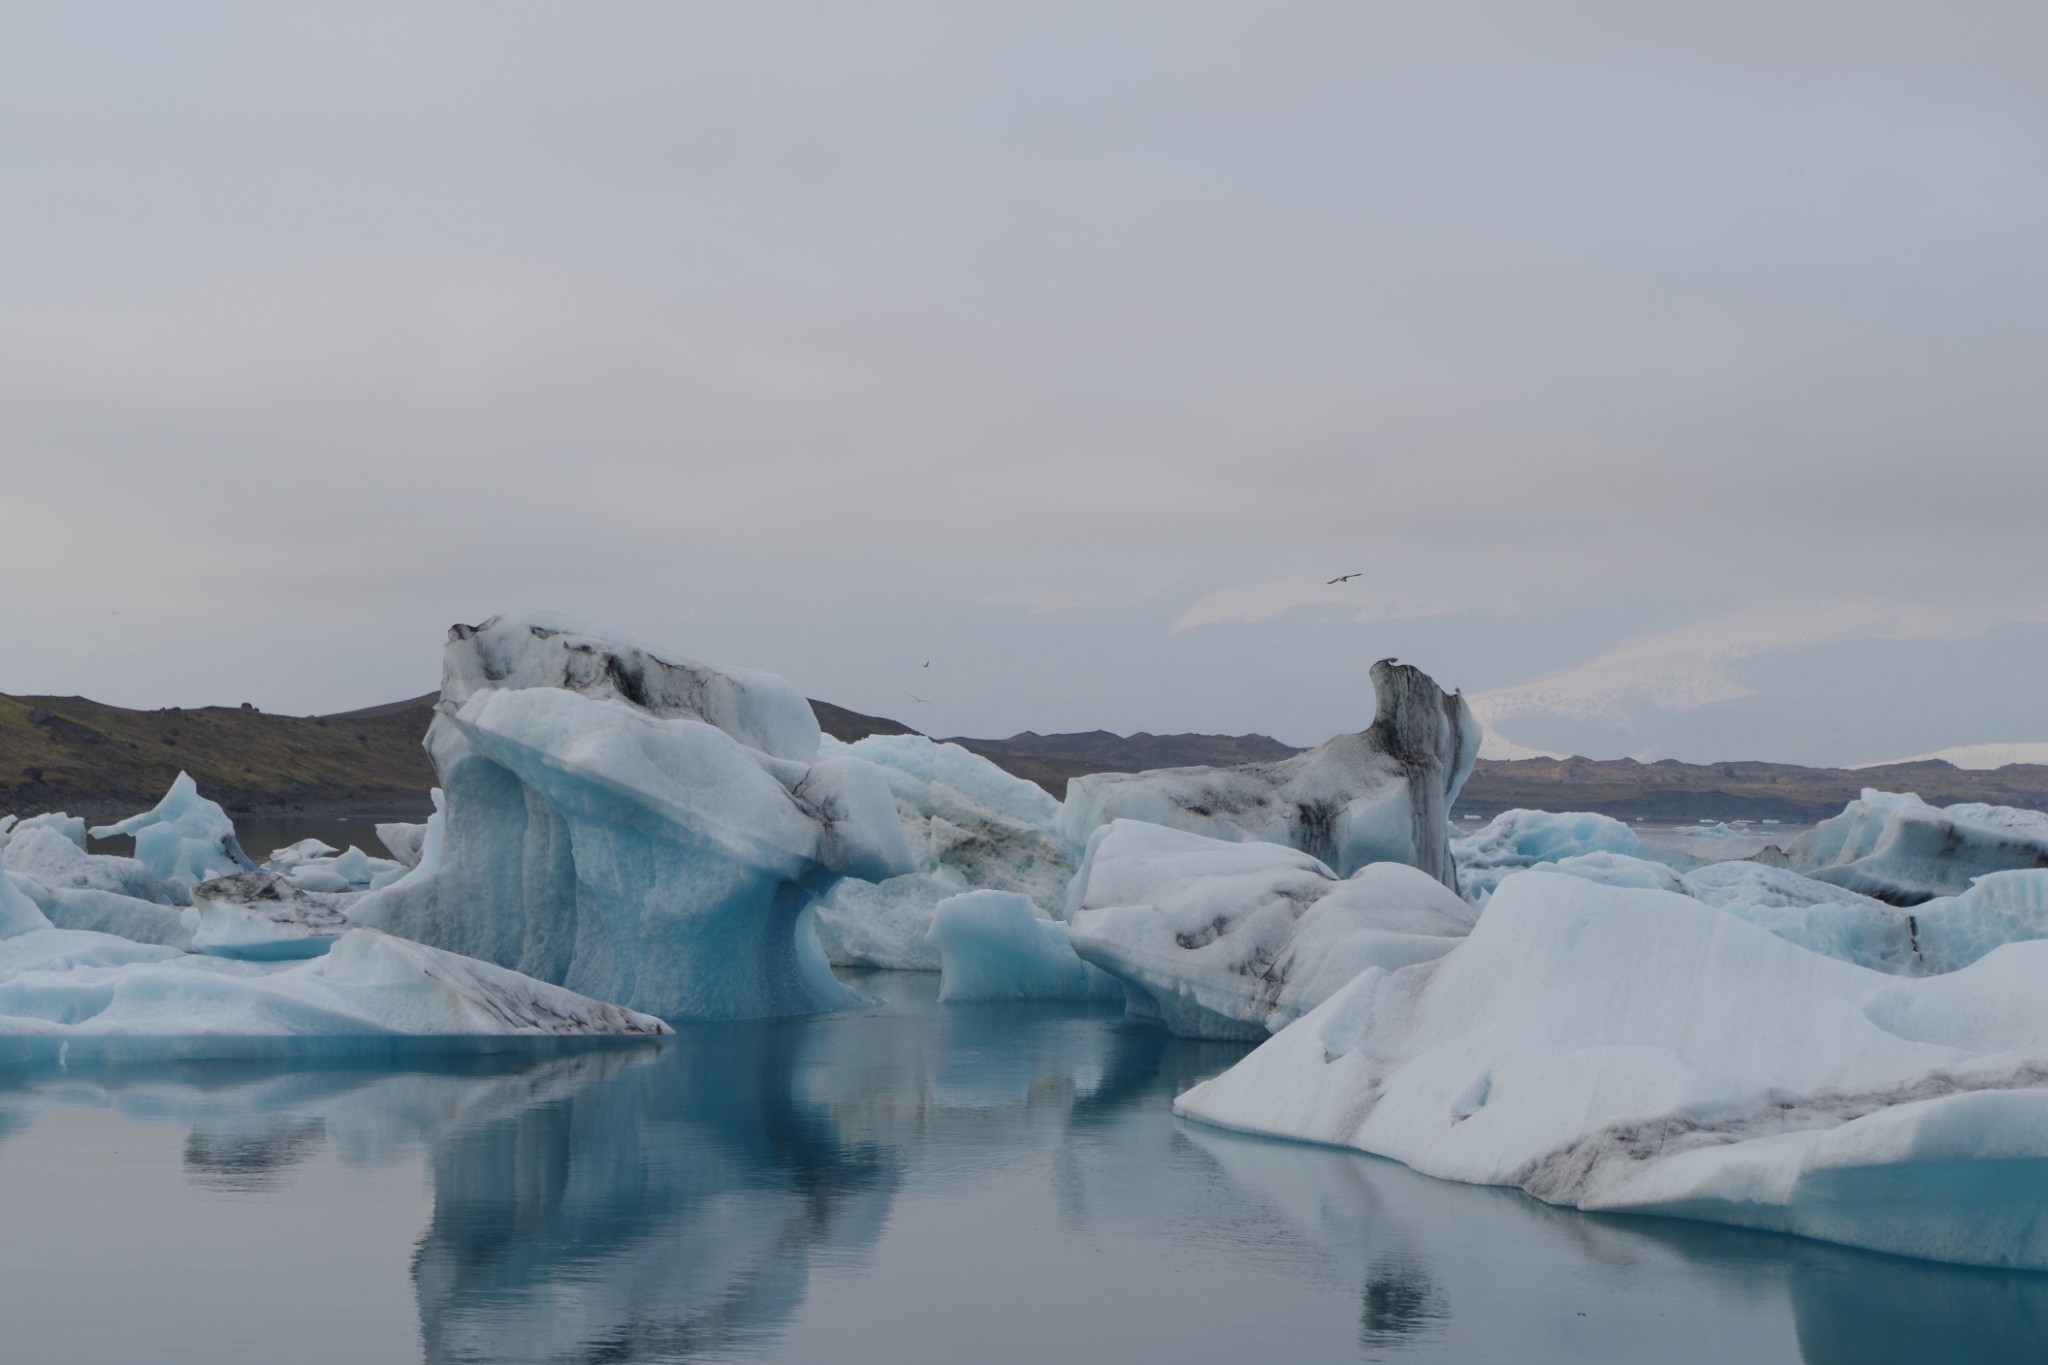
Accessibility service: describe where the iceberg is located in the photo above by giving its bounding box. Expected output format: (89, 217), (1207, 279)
(1064, 819), (1475, 1040)
(2, 824), (195, 948)
(0, 918), (669, 1061)
(1687, 861), (2048, 977)
(89, 772), (257, 887)
(1176, 871), (2048, 1269)
(1770, 789), (2048, 905)
(1057, 660), (1479, 891)
(1451, 808), (1644, 905)
(350, 612), (914, 1022)
(926, 890), (1123, 1002)
(810, 733), (1076, 970)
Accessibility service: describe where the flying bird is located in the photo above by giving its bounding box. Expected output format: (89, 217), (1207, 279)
(908, 693), (931, 705)
(923, 661), (930, 668)
(1326, 573), (1363, 585)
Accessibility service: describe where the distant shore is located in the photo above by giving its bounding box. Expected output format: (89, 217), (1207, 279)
(9, 689), (2048, 825)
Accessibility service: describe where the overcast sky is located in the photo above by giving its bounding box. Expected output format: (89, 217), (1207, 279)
(3, 2), (2044, 762)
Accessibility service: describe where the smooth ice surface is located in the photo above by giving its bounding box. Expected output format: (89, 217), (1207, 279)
(1066, 820), (1475, 1040)
(1451, 808), (1644, 904)
(1059, 660), (1479, 888)
(1775, 789), (2048, 905)
(7, 975), (2048, 1365)
(89, 772), (257, 887)
(812, 733), (1075, 970)
(0, 921), (668, 1061)
(1178, 871), (2048, 1268)
(351, 613), (913, 1022)
(927, 890), (1122, 1002)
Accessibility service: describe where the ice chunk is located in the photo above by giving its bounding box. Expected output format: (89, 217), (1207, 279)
(1774, 789), (2048, 905)
(89, 772), (257, 887)
(927, 890), (1123, 1002)
(3, 812), (86, 852)
(191, 872), (354, 960)
(6, 876), (194, 950)
(811, 733), (1075, 970)
(374, 820), (430, 869)
(266, 838), (341, 869)
(1, 872), (53, 938)
(1058, 660), (1479, 891)
(1451, 808), (1641, 905)
(351, 613), (914, 1022)
(274, 845), (406, 893)
(1, 823), (188, 906)
(0, 922), (669, 1059)
(1176, 871), (2048, 1269)
(1065, 820), (1475, 1040)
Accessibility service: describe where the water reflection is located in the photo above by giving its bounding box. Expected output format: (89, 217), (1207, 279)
(5, 975), (2048, 1364)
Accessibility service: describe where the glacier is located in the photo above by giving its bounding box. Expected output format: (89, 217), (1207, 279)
(927, 890), (1123, 1002)
(1058, 659), (1479, 890)
(1175, 870), (2048, 1269)
(349, 612), (915, 1022)
(1769, 789), (2048, 905)
(88, 772), (258, 887)
(810, 732), (1075, 970)
(1065, 819), (1475, 1040)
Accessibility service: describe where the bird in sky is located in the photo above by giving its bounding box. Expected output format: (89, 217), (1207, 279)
(923, 661), (930, 668)
(1326, 573), (1363, 585)
(908, 693), (931, 705)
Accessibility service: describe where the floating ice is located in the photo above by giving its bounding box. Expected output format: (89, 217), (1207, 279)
(1, 812), (86, 853)
(811, 733), (1075, 970)
(2, 822), (187, 906)
(351, 612), (914, 1022)
(1058, 660), (1479, 891)
(1451, 808), (1642, 904)
(1065, 820), (1475, 1040)
(0, 921), (669, 1060)
(89, 772), (257, 887)
(273, 845), (405, 893)
(1771, 790), (2048, 905)
(1176, 871), (2048, 1269)
(267, 838), (341, 869)
(927, 890), (1123, 1002)
(1546, 850), (1686, 894)
(0, 870), (51, 938)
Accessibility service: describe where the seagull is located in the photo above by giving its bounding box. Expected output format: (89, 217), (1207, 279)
(923, 661), (930, 668)
(1326, 573), (1363, 585)
(908, 693), (931, 705)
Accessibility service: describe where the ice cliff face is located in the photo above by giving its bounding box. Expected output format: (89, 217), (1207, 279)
(1057, 660), (1479, 891)
(350, 612), (915, 1023)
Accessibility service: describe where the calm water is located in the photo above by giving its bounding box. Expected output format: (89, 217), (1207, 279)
(2, 971), (2043, 1365)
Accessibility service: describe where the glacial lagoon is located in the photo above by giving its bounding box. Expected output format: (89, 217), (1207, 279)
(4, 971), (2043, 1365)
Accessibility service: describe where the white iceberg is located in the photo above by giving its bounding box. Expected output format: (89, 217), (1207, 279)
(1058, 660), (1479, 890)
(1176, 871), (2048, 1269)
(926, 890), (1123, 1002)
(351, 612), (914, 1022)
(1686, 860), (2048, 977)
(811, 733), (1075, 970)
(2, 825), (195, 948)
(89, 772), (257, 887)
(1771, 789), (2048, 905)
(1065, 819), (1475, 1040)
(0, 885), (669, 1060)
(1451, 808), (1644, 905)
